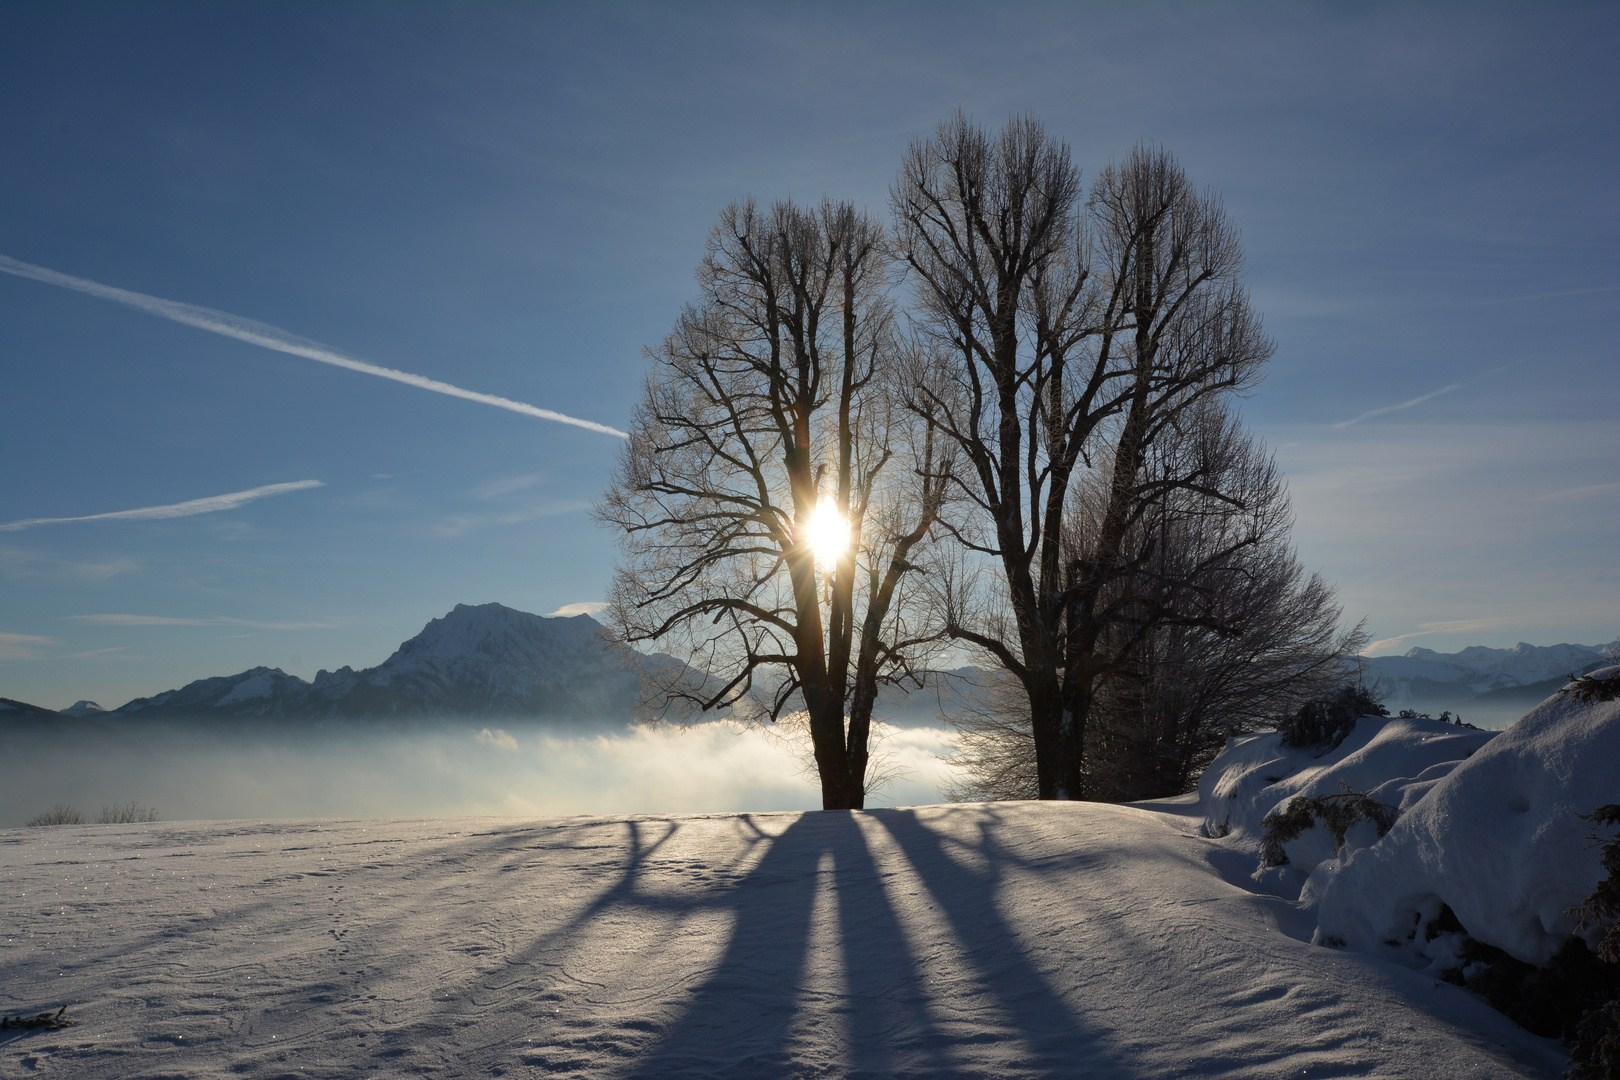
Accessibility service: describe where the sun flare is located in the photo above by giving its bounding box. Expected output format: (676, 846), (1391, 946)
(804, 497), (850, 567)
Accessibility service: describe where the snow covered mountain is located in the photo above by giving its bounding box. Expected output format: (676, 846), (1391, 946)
(110, 603), (683, 723)
(1363, 640), (1616, 726)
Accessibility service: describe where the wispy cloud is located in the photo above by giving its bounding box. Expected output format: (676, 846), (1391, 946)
(0, 632), (58, 662)
(472, 474), (547, 500)
(57, 646), (130, 660)
(1484, 284), (1620, 305)
(546, 601), (609, 617)
(0, 253), (627, 438)
(1531, 482), (1620, 503)
(1416, 618), (1514, 634)
(0, 548), (139, 581)
(1333, 382), (1463, 429)
(1360, 617), (1515, 655)
(431, 499), (590, 537)
(0, 480), (323, 532)
(65, 614), (334, 630)
(0, 632), (57, 645)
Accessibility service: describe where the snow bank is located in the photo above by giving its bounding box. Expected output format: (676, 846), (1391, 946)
(1312, 669), (1620, 968)
(1197, 714), (1494, 893)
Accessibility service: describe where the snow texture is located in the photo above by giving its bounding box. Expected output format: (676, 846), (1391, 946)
(2, 803), (1563, 1078)
(1311, 668), (1620, 968)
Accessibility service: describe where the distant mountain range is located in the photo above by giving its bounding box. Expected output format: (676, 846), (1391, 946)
(7, 609), (1611, 731)
(1362, 640), (1617, 726)
(13, 603), (689, 725)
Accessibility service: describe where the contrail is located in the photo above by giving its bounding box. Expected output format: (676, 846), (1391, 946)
(0, 479), (323, 531)
(0, 253), (628, 438)
(1333, 382), (1462, 429)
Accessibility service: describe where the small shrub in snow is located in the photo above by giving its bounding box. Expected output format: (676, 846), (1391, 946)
(1462, 936), (1617, 1043)
(1564, 669), (1620, 706)
(96, 802), (158, 824)
(1568, 998), (1620, 1080)
(1395, 708), (1480, 729)
(1571, 804), (1620, 963)
(1564, 804), (1620, 1080)
(1279, 686), (1387, 751)
(26, 804), (83, 827)
(1259, 781), (1399, 868)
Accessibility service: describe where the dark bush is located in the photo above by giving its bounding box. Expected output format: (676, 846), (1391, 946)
(1279, 686), (1387, 750)
(1395, 708), (1479, 729)
(1565, 804), (1620, 1079)
(1572, 804), (1620, 964)
(1568, 997), (1620, 1080)
(1259, 781), (1399, 868)
(26, 804), (83, 827)
(1455, 937), (1617, 1043)
(1562, 669), (1620, 706)
(96, 802), (158, 824)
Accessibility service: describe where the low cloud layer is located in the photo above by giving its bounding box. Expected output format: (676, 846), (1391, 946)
(0, 719), (961, 827)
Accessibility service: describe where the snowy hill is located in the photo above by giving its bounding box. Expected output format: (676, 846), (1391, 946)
(1363, 640), (1615, 727)
(110, 603), (683, 722)
(0, 804), (1565, 1078)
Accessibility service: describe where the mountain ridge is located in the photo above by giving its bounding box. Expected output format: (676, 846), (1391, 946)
(99, 602), (683, 723)
(1362, 639), (1616, 726)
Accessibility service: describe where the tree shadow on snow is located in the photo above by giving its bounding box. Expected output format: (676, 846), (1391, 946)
(623, 811), (952, 1079)
(626, 808), (1124, 1079)
(868, 808), (1126, 1077)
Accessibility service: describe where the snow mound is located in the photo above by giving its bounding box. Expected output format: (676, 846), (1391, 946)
(1197, 714), (1494, 891)
(1312, 668), (1620, 967)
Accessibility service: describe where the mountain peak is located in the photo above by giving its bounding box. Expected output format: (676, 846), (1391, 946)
(101, 602), (645, 722)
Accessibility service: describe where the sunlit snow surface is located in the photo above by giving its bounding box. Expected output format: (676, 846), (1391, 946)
(2, 803), (1563, 1078)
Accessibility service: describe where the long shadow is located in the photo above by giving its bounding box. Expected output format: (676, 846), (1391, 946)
(828, 812), (953, 1079)
(625, 811), (949, 1079)
(870, 807), (1127, 1077)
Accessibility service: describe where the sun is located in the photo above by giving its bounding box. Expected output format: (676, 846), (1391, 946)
(803, 496), (850, 568)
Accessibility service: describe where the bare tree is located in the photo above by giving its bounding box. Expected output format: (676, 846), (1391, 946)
(596, 198), (951, 810)
(943, 406), (1364, 803)
(894, 115), (1275, 799)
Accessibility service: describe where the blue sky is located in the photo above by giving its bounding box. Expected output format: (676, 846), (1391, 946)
(1, 2), (1616, 710)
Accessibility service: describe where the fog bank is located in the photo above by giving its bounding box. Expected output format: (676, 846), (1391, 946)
(0, 718), (960, 828)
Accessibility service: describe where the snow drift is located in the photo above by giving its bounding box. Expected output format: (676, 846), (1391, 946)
(1198, 713), (1494, 891)
(1196, 669), (1620, 973)
(1311, 668), (1620, 968)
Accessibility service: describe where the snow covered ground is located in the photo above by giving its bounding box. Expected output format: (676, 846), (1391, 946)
(2, 800), (1565, 1078)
